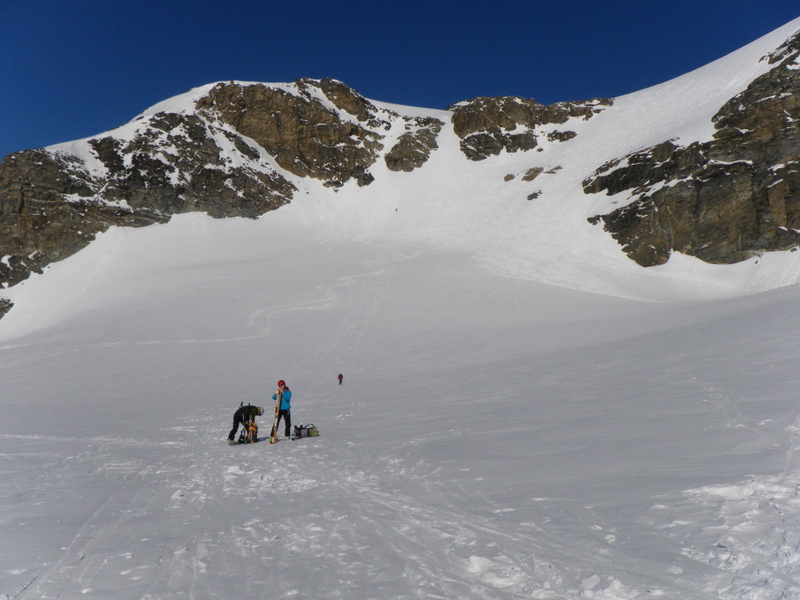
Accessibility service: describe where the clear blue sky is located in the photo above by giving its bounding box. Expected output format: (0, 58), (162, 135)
(1, 1), (798, 159)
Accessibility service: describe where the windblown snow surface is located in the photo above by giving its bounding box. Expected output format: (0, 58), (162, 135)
(4, 18), (800, 600)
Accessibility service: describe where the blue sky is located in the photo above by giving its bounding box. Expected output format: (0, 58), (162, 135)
(1, 1), (798, 159)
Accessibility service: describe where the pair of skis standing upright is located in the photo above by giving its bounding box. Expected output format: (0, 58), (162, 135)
(269, 382), (287, 444)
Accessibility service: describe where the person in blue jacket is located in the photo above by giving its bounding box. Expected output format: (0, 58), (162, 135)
(272, 380), (293, 438)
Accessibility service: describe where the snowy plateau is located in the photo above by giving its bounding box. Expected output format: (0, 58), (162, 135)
(4, 17), (800, 600)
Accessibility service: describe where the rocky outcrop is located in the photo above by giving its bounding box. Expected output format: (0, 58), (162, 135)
(197, 79), (446, 182)
(450, 96), (612, 160)
(0, 108), (297, 289)
(90, 112), (297, 217)
(0, 148), (159, 287)
(384, 117), (443, 172)
(196, 79), (388, 187)
(586, 37), (800, 266)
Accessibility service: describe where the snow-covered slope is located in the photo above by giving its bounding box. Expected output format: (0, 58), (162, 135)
(3, 18), (800, 600)
(3, 213), (800, 600)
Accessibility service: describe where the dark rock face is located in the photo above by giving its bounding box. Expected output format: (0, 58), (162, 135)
(384, 118), (443, 172)
(522, 167), (544, 182)
(0, 148), (158, 287)
(450, 96), (612, 160)
(196, 79), (445, 182)
(586, 38), (800, 266)
(88, 111), (296, 218)
(0, 108), (297, 289)
(196, 79), (387, 187)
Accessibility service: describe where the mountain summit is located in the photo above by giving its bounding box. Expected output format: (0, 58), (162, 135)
(2, 18), (800, 313)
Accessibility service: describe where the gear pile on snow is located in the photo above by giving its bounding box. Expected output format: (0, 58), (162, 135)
(292, 424), (319, 439)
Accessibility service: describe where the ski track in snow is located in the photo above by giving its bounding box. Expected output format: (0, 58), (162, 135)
(652, 414), (800, 600)
(0, 427), (621, 600)
(7, 407), (800, 600)
(3, 423), (550, 599)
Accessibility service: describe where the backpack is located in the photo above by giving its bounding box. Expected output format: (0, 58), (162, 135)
(237, 421), (259, 444)
(247, 421), (258, 443)
(236, 402), (260, 444)
(293, 424), (319, 439)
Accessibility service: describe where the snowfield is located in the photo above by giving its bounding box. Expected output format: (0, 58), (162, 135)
(3, 212), (800, 600)
(3, 16), (800, 600)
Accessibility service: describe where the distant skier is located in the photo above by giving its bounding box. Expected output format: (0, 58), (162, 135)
(337, 373), (343, 385)
(271, 380), (293, 438)
(228, 403), (263, 445)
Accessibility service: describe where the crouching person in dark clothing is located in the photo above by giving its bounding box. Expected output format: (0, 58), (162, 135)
(228, 404), (264, 444)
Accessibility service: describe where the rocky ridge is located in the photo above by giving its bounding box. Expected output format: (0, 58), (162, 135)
(2, 25), (800, 315)
(0, 106), (297, 291)
(449, 95), (612, 161)
(585, 32), (800, 266)
(194, 78), (445, 185)
(0, 78), (606, 299)
(0, 78), (450, 294)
